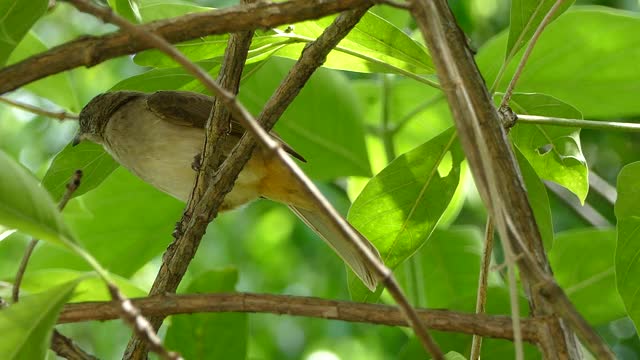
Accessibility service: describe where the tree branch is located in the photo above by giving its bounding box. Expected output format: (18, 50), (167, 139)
(0, 96), (78, 120)
(408, 0), (612, 358)
(68, 0), (443, 357)
(123, 0), (257, 358)
(59, 292), (541, 343)
(0, 0), (374, 95)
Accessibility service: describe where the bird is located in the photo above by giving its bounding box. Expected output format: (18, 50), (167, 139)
(74, 90), (381, 290)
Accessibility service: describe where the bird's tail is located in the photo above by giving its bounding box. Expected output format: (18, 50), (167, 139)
(289, 205), (381, 291)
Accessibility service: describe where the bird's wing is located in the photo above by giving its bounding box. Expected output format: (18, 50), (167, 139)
(146, 90), (305, 162)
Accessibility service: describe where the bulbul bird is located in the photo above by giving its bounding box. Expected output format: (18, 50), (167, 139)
(74, 90), (381, 290)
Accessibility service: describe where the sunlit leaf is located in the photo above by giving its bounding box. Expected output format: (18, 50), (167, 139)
(165, 268), (247, 360)
(0, 149), (75, 247)
(347, 128), (464, 301)
(0, 280), (79, 359)
(479, 8), (640, 118)
(134, 11), (435, 80)
(615, 162), (640, 331)
(0, 0), (47, 66)
(508, 93), (588, 203)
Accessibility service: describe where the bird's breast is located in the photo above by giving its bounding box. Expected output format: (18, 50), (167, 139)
(101, 101), (266, 209)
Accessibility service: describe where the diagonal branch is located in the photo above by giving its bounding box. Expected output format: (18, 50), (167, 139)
(59, 292), (542, 343)
(123, 1), (257, 358)
(0, 0), (374, 95)
(408, 0), (613, 358)
(68, 0), (443, 358)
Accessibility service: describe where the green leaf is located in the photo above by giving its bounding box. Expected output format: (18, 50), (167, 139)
(347, 128), (464, 301)
(135, 11), (435, 80)
(8, 32), (80, 111)
(275, 11), (435, 76)
(42, 142), (119, 202)
(239, 58), (371, 179)
(615, 162), (640, 331)
(444, 352), (467, 360)
(0, 0), (47, 66)
(138, 0), (210, 22)
(478, 8), (640, 118)
(108, 0), (141, 23)
(515, 147), (553, 250)
(110, 61), (221, 92)
(13, 269), (145, 302)
(549, 229), (624, 326)
(0, 279), (79, 360)
(395, 227), (489, 310)
(165, 268), (247, 360)
(0, 149), (75, 247)
(506, 0), (575, 60)
(29, 168), (184, 277)
(508, 93), (588, 203)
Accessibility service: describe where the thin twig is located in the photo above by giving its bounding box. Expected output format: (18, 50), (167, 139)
(68, 1), (443, 358)
(59, 292), (542, 343)
(0, 96), (78, 120)
(499, 0), (566, 108)
(516, 114), (640, 133)
(1, 0), (375, 95)
(51, 330), (98, 360)
(107, 284), (182, 360)
(470, 219), (494, 360)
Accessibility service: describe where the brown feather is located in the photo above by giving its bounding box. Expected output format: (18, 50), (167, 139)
(146, 91), (306, 162)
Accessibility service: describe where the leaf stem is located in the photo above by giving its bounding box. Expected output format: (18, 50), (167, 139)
(516, 114), (640, 132)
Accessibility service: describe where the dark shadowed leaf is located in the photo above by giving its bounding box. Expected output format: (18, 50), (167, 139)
(165, 268), (247, 360)
(549, 229), (624, 326)
(515, 148), (553, 250)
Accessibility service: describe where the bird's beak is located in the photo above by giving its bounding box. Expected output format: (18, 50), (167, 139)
(72, 133), (82, 146)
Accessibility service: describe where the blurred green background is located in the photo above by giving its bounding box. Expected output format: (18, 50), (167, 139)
(1, 0), (639, 359)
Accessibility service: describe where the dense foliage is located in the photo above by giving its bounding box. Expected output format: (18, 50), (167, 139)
(1, 0), (639, 359)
